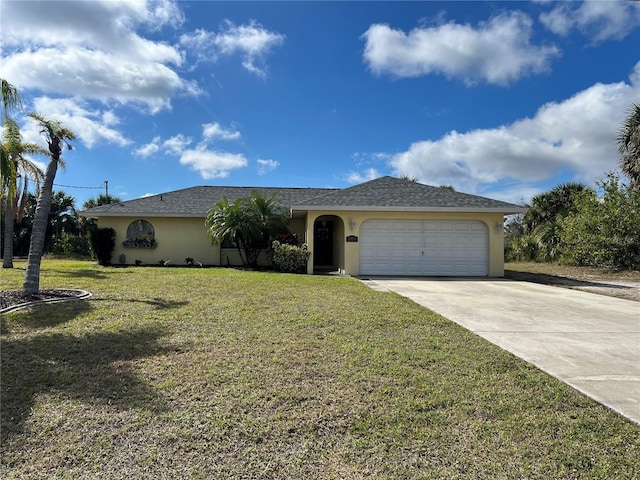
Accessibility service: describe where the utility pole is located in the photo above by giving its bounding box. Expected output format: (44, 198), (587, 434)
(105, 180), (109, 202)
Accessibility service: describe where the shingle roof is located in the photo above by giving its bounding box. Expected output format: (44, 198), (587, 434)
(79, 186), (339, 217)
(80, 176), (525, 217)
(293, 176), (525, 212)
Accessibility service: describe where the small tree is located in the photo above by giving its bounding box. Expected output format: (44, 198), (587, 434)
(205, 191), (290, 267)
(22, 113), (75, 293)
(88, 227), (116, 265)
(1, 118), (46, 268)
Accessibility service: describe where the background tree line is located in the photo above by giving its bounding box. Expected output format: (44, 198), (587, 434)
(505, 102), (640, 269)
(0, 191), (121, 259)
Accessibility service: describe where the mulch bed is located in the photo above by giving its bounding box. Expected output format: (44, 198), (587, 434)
(0, 289), (91, 313)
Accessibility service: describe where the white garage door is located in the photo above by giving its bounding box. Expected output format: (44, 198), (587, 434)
(359, 220), (488, 276)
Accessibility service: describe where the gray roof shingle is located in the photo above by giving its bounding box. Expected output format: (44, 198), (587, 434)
(80, 176), (525, 217)
(80, 186), (339, 217)
(294, 176), (525, 212)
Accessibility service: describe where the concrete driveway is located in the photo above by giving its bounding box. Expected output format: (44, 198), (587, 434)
(362, 277), (640, 425)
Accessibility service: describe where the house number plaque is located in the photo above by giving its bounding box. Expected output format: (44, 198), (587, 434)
(346, 235), (358, 242)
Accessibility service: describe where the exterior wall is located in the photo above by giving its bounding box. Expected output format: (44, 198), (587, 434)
(98, 212), (505, 275)
(98, 216), (308, 267)
(98, 216), (219, 266)
(305, 211), (505, 277)
(288, 218), (307, 243)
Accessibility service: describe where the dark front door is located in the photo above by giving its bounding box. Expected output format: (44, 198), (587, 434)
(314, 220), (333, 267)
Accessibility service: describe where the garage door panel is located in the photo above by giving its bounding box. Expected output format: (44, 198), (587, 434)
(360, 220), (488, 276)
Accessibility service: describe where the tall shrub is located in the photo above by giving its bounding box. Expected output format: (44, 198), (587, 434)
(271, 240), (310, 273)
(560, 173), (640, 269)
(88, 227), (116, 265)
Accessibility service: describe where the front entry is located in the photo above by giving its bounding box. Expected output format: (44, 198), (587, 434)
(313, 219), (334, 269)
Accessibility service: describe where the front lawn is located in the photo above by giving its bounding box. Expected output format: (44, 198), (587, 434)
(2, 260), (639, 479)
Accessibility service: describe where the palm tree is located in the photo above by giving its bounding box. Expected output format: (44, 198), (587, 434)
(1, 79), (23, 194)
(249, 190), (289, 248)
(82, 193), (122, 210)
(206, 196), (255, 267)
(524, 182), (591, 233)
(205, 191), (290, 267)
(22, 113), (75, 294)
(618, 102), (640, 189)
(79, 194), (122, 234)
(2, 118), (46, 268)
(1, 78), (21, 115)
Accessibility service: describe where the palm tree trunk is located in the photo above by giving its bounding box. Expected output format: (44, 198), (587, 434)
(22, 159), (57, 293)
(2, 194), (16, 268)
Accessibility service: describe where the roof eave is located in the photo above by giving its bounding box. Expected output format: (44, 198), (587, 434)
(78, 212), (206, 218)
(81, 205), (529, 218)
(292, 205), (528, 214)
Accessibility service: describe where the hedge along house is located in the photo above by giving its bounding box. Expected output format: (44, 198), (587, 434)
(80, 176), (526, 276)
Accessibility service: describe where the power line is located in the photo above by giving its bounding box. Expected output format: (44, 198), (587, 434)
(53, 183), (105, 190)
(18, 176), (109, 195)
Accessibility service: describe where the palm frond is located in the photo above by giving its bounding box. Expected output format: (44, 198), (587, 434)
(618, 102), (640, 187)
(1, 78), (22, 117)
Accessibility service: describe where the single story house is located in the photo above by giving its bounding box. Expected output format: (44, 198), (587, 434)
(79, 176), (526, 276)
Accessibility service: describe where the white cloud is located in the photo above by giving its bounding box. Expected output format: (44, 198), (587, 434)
(202, 122), (241, 141)
(134, 137), (161, 157)
(539, 0), (640, 42)
(1, 0), (195, 113)
(21, 97), (130, 149)
(390, 61), (640, 197)
(135, 134), (192, 157)
(179, 148), (247, 179)
(361, 12), (559, 85)
(180, 20), (285, 77)
(163, 134), (192, 155)
(346, 168), (381, 184)
(257, 158), (279, 175)
(135, 124), (245, 178)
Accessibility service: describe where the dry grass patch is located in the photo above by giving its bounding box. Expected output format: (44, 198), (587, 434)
(2, 260), (639, 479)
(506, 262), (640, 301)
(506, 261), (640, 281)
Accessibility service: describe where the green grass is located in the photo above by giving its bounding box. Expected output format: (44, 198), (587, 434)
(2, 260), (639, 479)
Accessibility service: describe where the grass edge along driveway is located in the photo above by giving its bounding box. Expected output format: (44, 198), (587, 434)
(1, 260), (639, 479)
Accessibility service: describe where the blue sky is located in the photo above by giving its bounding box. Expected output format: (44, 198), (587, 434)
(2, 0), (640, 207)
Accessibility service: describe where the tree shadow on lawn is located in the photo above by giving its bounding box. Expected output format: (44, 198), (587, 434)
(1, 327), (171, 443)
(42, 268), (118, 280)
(90, 296), (189, 310)
(2, 300), (94, 332)
(504, 270), (635, 290)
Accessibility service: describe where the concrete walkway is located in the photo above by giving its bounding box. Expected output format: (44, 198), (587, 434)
(362, 277), (640, 425)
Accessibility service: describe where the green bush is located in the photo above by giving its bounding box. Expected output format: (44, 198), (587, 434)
(505, 233), (539, 262)
(271, 240), (311, 273)
(88, 227), (116, 266)
(51, 234), (92, 258)
(560, 173), (640, 269)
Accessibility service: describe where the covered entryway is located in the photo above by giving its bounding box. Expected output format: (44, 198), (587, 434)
(312, 215), (345, 273)
(359, 219), (488, 276)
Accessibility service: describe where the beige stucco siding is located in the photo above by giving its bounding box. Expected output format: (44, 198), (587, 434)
(97, 216), (307, 267)
(98, 216), (219, 266)
(304, 211), (506, 277)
